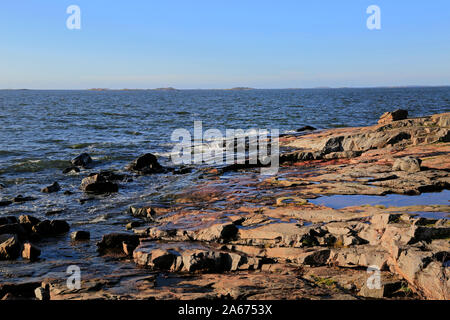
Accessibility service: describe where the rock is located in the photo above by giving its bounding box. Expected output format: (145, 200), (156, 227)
(129, 205), (170, 220)
(71, 153), (92, 168)
(378, 109), (408, 125)
(71, 230), (90, 241)
(32, 220), (70, 236)
(22, 242), (41, 261)
(19, 215), (41, 226)
(359, 281), (403, 299)
(0, 282), (42, 299)
(126, 221), (141, 230)
(0, 223), (28, 239)
(97, 233), (140, 255)
(13, 195), (36, 203)
(0, 200), (12, 207)
(126, 153), (164, 174)
(122, 241), (136, 256)
(49, 220), (70, 234)
(34, 286), (50, 301)
(0, 216), (18, 225)
(133, 242), (246, 272)
(80, 173), (119, 194)
(328, 246), (390, 270)
(32, 220), (53, 236)
(62, 166), (80, 174)
(41, 182), (61, 193)
(296, 126), (316, 132)
(392, 156), (422, 173)
(0, 234), (21, 260)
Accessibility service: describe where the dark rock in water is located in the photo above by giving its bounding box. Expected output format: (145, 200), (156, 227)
(392, 156), (422, 173)
(31, 220), (53, 236)
(32, 219), (69, 236)
(97, 233), (140, 255)
(126, 221), (141, 230)
(126, 153), (164, 174)
(50, 220), (70, 234)
(71, 153), (93, 168)
(0, 200), (12, 207)
(378, 109), (408, 125)
(19, 216), (38, 234)
(13, 195), (36, 203)
(0, 234), (21, 260)
(71, 230), (90, 241)
(19, 215), (40, 226)
(22, 242), (41, 261)
(41, 182), (61, 193)
(0, 216), (18, 225)
(80, 173), (119, 194)
(63, 190), (73, 195)
(296, 125), (317, 132)
(0, 223), (27, 239)
(62, 166), (80, 174)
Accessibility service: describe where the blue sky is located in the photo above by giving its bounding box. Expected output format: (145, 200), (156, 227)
(1, 1), (449, 89)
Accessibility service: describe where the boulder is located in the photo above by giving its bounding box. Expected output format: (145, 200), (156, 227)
(22, 242), (41, 261)
(359, 281), (403, 299)
(0, 216), (18, 225)
(378, 109), (408, 125)
(126, 153), (164, 174)
(0, 200), (12, 207)
(80, 173), (119, 193)
(34, 286), (50, 301)
(32, 220), (70, 236)
(296, 126), (316, 132)
(41, 182), (61, 193)
(62, 166), (80, 174)
(13, 195), (36, 203)
(71, 153), (92, 168)
(18, 215), (40, 226)
(392, 156), (422, 173)
(71, 231), (90, 241)
(97, 233), (140, 255)
(0, 234), (21, 260)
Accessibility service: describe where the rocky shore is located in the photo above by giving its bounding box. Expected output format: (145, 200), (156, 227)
(1, 111), (449, 300)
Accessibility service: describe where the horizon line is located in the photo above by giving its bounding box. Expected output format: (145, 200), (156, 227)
(1, 84), (450, 91)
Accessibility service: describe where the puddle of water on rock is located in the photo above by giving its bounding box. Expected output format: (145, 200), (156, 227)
(310, 190), (450, 210)
(403, 211), (450, 220)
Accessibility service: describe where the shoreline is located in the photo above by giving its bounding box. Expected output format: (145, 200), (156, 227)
(1, 111), (449, 300)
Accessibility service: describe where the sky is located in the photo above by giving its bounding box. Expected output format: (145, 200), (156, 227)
(0, 0), (449, 89)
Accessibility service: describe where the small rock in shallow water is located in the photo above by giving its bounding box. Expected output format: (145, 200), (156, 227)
(80, 173), (119, 194)
(126, 153), (164, 174)
(126, 221), (141, 230)
(0, 200), (12, 207)
(0, 234), (21, 260)
(41, 182), (60, 193)
(0, 216), (18, 225)
(62, 166), (80, 174)
(19, 215), (40, 226)
(71, 231), (90, 241)
(13, 195), (36, 203)
(71, 153), (92, 168)
(97, 233), (140, 255)
(22, 242), (41, 261)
